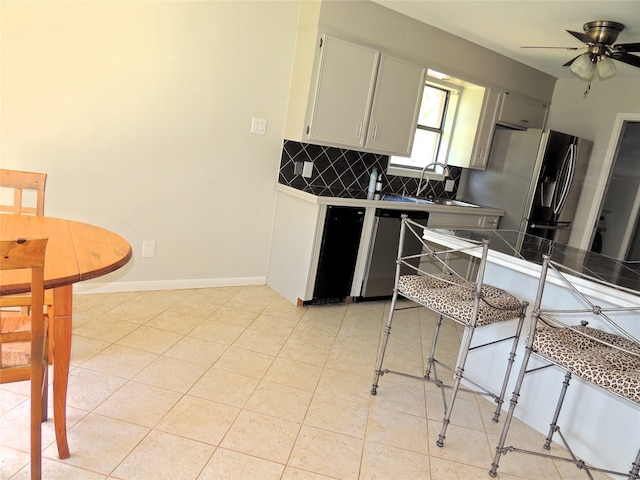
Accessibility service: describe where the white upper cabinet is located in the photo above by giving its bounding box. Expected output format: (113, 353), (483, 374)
(448, 86), (548, 169)
(285, 31), (426, 156)
(366, 54), (425, 155)
(307, 36), (379, 149)
(497, 92), (548, 130)
(447, 84), (500, 171)
(469, 88), (502, 169)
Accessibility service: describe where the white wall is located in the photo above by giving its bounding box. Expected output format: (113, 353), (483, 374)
(545, 76), (640, 250)
(4, 0), (636, 292)
(1, 1), (300, 291)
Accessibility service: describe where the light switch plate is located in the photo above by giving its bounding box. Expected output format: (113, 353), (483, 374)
(250, 117), (267, 135)
(302, 161), (313, 178)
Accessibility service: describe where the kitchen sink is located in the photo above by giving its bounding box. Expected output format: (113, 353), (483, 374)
(428, 198), (480, 207)
(381, 194), (433, 204)
(382, 194), (479, 208)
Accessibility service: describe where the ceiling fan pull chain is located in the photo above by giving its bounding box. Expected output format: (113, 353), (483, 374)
(584, 59), (598, 98)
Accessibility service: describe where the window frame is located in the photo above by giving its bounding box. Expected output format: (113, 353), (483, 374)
(388, 77), (462, 180)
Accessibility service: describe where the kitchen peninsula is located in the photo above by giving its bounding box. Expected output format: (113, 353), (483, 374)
(266, 184), (504, 305)
(422, 228), (640, 478)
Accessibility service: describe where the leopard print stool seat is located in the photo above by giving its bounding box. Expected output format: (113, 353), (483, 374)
(398, 274), (524, 327)
(533, 325), (640, 405)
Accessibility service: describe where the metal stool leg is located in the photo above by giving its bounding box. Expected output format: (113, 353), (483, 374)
(492, 304), (527, 423)
(436, 325), (475, 447)
(489, 341), (534, 477)
(371, 290), (399, 395)
(543, 371), (572, 450)
(628, 448), (640, 480)
(424, 313), (444, 381)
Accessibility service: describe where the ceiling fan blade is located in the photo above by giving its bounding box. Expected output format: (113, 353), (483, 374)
(614, 42), (640, 53)
(567, 29), (593, 44)
(563, 54), (581, 67)
(521, 46), (580, 50)
(610, 51), (640, 68)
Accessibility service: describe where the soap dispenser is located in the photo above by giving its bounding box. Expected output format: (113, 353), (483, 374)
(375, 173), (383, 199)
(367, 167), (378, 200)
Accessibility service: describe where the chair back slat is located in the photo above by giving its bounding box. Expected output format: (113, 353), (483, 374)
(0, 169), (47, 216)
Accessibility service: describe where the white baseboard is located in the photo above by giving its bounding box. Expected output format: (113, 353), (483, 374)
(73, 276), (267, 294)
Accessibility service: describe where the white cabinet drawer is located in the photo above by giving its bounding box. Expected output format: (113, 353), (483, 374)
(428, 212), (500, 229)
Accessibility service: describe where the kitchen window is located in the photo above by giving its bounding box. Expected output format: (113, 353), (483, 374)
(388, 72), (461, 178)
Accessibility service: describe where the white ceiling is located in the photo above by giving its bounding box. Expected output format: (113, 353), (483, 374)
(371, 0), (640, 79)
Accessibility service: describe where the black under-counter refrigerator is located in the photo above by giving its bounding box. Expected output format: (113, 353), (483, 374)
(312, 205), (365, 302)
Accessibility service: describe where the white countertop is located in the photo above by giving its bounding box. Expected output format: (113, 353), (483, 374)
(276, 184), (505, 216)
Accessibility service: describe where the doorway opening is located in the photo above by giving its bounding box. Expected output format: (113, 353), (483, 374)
(593, 120), (640, 259)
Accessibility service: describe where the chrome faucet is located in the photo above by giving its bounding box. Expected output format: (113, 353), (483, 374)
(416, 162), (451, 197)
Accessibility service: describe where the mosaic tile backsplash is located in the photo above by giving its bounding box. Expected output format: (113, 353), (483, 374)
(278, 140), (461, 199)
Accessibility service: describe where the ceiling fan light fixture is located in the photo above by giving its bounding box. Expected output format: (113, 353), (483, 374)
(570, 53), (595, 79)
(598, 57), (617, 78)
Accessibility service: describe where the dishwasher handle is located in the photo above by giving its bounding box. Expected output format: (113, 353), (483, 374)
(375, 208), (429, 220)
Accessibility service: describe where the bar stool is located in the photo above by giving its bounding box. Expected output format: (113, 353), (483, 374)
(490, 254), (640, 479)
(371, 220), (528, 447)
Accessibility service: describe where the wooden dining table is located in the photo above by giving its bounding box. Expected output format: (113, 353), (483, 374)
(0, 215), (132, 459)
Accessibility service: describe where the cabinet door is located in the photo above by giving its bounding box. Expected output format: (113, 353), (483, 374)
(469, 88), (501, 169)
(307, 35), (379, 148)
(366, 55), (425, 155)
(498, 92), (547, 130)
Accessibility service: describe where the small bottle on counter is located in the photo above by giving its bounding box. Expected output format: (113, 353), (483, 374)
(374, 174), (383, 200)
(367, 167), (378, 200)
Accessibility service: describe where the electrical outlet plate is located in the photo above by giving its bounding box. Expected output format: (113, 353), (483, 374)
(445, 179), (456, 192)
(142, 240), (156, 258)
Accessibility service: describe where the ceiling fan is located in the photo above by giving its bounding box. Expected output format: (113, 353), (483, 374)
(523, 21), (640, 97)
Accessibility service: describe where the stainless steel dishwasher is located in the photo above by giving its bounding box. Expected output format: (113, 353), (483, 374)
(360, 209), (429, 299)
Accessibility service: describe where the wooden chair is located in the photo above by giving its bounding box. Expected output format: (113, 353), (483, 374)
(1, 238), (49, 480)
(0, 169), (54, 358)
(0, 169), (46, 216)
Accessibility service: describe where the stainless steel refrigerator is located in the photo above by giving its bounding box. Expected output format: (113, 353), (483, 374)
(459, 127), (593, 244)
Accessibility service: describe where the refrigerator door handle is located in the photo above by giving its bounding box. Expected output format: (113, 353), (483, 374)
(553, 143), (576, 215)
(529, 221), (572, 229)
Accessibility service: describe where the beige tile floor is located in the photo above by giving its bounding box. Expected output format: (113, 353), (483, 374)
(0, 285), (610, 479)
